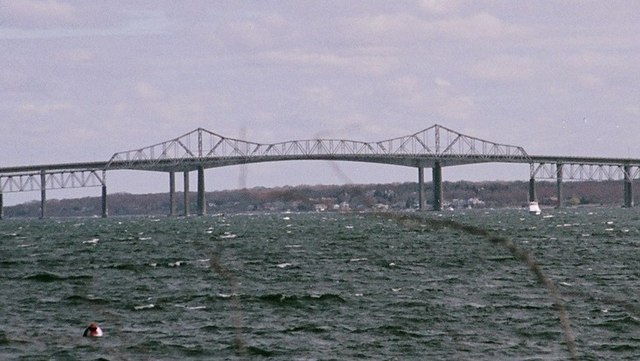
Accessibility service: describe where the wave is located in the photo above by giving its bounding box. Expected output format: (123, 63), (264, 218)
(104, 263), (145, 271)
(199, 324), (220, 332)
(246, 345), (276, 357)
(250, 293), (347, 307)
(353, 324), (425, 338)
(65, 294), (110, 305)
(596, 315), (640, 330)
(133, 303), (157, 311)
(22, 272), (92, 282)
(286, 324), (331, 334)
(0, 232), (20, 239)
(595, 342), (640, 352)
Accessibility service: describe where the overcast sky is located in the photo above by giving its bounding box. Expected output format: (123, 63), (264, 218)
(1, 1), (639, 205)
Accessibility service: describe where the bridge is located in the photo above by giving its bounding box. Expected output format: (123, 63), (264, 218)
(0, 124), (638, 219)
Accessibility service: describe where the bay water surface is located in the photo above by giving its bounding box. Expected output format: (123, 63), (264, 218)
(1, 208), (638, 360)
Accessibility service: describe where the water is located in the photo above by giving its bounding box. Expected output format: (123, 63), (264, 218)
(1, 208), (638, 360)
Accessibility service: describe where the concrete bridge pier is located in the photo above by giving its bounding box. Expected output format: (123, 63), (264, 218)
(432, 161), (443, 211)
(40, 170), (46, 219)
(624, 165), (633, 207)
(183, 171), (190, 216)
(100, 170), (108, 218)
(101, 184), (108, 218)
(556, 163), (564, 208)
(197, 165), (206, 216)
(417, 167), (425, 210)
(528, 177), (537, 203)
(0, 192), (4, 220)
(168, 171), (176, 216)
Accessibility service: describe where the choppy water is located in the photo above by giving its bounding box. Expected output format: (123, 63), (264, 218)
(1, 208), (638, 360)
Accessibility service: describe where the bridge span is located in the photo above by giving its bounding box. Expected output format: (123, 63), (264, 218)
(1, 124), (639, 219)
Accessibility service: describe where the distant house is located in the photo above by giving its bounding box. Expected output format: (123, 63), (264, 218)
(314, 203), (327, 212)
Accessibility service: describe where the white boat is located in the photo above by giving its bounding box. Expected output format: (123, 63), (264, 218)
(528, 201), (541, 215)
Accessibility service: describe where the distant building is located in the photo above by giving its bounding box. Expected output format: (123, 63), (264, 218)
(450, 197), (485, 209)
(314, 204), (328, 212)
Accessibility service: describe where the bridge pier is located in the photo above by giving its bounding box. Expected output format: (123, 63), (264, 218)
(0, 192), (3, 220)
(183, 171), (190, 216)
(169, 171), (176, 216)
(432, 161), (443, 211)
(624, 165), (633, 208)
(101, 184), (108, 218)
(100, 170), (108, 218)
(556, 163), (564, 208)
(417, 167), (425, 210)
(197, 165), (206, 216)
(528, 177), (537, 203)
(40, 170), (46, 219)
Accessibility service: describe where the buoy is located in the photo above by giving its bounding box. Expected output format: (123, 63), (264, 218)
(83, 322), (103, 337)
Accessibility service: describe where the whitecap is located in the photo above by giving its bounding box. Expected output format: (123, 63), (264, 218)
(349, 258), (368, 262)
(391, 288), (402, 292)
(277, 262), (293, 269)
(83, 238), (99, 244)
(134, 304), (155, 310)
(174, 304), (207, 310)
(186, 305), (206, 310)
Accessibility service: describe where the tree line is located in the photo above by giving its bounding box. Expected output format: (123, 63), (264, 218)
(2, 180), (632, 218)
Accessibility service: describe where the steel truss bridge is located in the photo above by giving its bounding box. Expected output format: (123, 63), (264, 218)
(1, 124), (638, 218)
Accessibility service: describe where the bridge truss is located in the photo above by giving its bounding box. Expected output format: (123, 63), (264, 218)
(0, 170), (105, 193)
(106, 124), (530, 171)
(531, 161), (640, 182)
